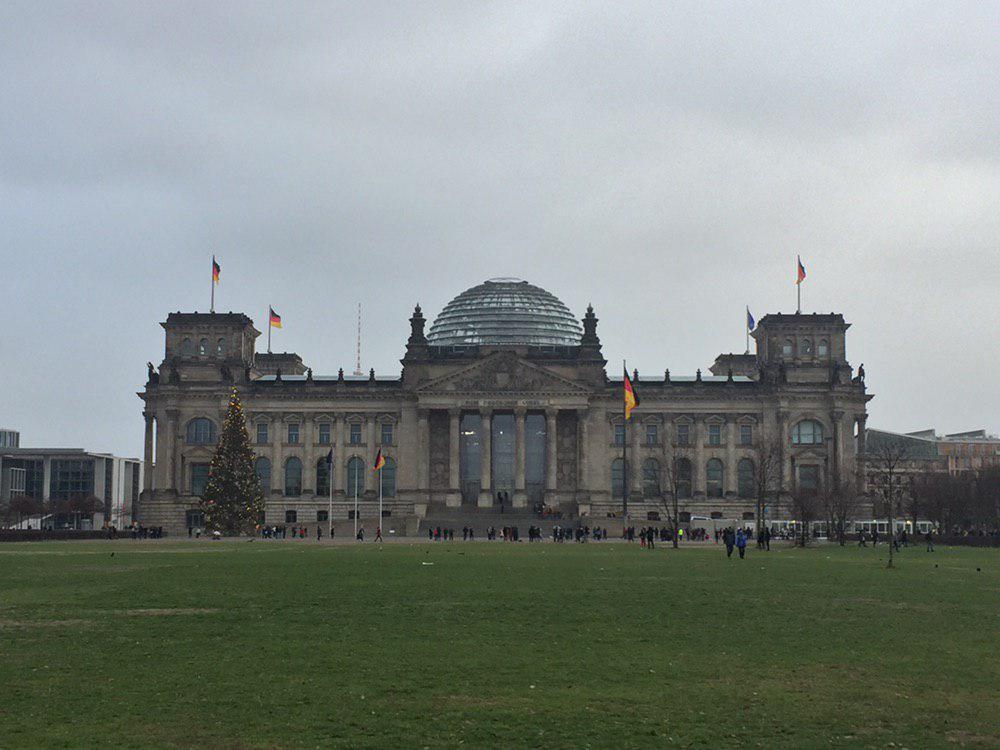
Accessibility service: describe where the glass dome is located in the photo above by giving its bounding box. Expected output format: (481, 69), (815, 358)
(427, 278), (583, 347)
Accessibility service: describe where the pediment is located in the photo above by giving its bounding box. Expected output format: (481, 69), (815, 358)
(416, 352), (590, 396)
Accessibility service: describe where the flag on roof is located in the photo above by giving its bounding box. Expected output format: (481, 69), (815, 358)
(269, 307), (282, 329)
(624, 366), (640, 420)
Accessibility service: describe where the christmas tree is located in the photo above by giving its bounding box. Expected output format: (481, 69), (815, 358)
(200, 387), (264, 534)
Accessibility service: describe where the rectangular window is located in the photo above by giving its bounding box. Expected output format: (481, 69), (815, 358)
(349, 423), (362, 445)
(190, 463), (210, 497)
(381, 423), (394, 446)
(798, 465), (820, 493)
(131, 463), (140, 503)
(676, 424), (690, 446)
(104, 459), (114, 503)
(256, 423), (268, 444)
(318, 423), (331, 445)
(740, 424), (753, 446)
(287, 423), (299, 444)
(614, 423), (625, 446)
(50, 459), (95, 501)
(708, 424), (722, 446)
(285, 510), (297, 524)
(646, 424), (658, 446)
(317, 510), (329, 522)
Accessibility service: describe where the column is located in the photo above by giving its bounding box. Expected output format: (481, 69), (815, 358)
(855, 414), (867, 493)
(478, 411), (492, 506)
(447, 409), (461, 507)
(417, 409), (430, 492)
(333, 415), (345, 494)
(831, 409), (843, 490)
(165, 409), (179, 491)
(576, 408), (589, 498)
(366, 415), (377, 456)
(693, 417), (705, 498)
(513, 408), (527, 507)
(725, 416), (737, 497)
(304, 415), (315, 495)
(777, 410), (789, 496)
(142, 412), (154, 491)
(272, 417), (284, 495)
(545, 409), (558, 495)
(630, 414), (641, 500)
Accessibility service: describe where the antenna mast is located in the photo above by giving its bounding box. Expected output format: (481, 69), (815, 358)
(353, 303), (363, 377)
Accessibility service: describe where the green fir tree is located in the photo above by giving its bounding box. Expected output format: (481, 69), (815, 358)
(200, 387), (264, 534)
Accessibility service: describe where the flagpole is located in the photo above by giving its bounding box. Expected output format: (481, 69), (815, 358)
(796, 256), (802, 314)
(378, 464), (383, 542)
(353, 461), (359, 540)
(622, 359), (628, 526)
(328, 454), (333, 541)
(210, 257), (215, 314)
(267, 307), (272, 353)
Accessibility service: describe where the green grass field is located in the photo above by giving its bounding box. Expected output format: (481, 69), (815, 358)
(1, 540), (997, 749)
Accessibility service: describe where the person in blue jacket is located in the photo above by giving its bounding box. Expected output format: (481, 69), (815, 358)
(735, 528), (748, 559)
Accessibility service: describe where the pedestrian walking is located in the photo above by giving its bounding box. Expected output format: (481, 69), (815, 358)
(736, 528), (747, 559)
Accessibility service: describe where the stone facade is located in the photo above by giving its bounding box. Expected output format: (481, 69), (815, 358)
(137, 292), (872, 535)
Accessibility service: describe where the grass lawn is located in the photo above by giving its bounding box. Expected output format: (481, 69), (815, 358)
(0, 540), (997, 749)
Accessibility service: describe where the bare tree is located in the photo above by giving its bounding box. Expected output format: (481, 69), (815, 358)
(867, 441), (911, 568)
(656, 458), (682, 549)
(786, 484), (823, 546)
(5, 495), (45, 528)
(751, 436), (784, 538)
(822, 479), (862, 545)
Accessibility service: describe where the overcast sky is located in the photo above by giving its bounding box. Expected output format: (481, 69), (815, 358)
(1, 2), (998, 457)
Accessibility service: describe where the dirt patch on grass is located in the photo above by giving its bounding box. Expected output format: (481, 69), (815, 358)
(946, 729), (1000, 746)
(0, 618), (94, 628)
(117, 608), (220, 616)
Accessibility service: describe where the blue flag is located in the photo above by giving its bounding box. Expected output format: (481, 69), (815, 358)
(746, 307), (755, 331)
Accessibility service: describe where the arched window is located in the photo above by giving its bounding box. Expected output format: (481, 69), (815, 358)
(611, 458), (626, 499)
(706, 458), (724, 498)
(316, 456), (331, 496)
(198, 338), (208, 356)
(380, 457), (397, 498)
(675, 458), (692, 499)
(782, 339), (793, 356)
(284, 457), (302, 497)
(818, 339), (829, 357)
(181, 338), (193, 356)
(254, 457), (271, 490)
(346, 456), (364, 498)
(216, 338), (226, 357)
(185, 418), (217, 445)
(803, 338), (814, 355)
(642, 458), (661, 497)
(792, 420), (824, 445)
(738, 458), (755, 499)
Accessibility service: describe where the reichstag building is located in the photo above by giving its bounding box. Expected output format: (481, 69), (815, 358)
(137, 278), (871, 534)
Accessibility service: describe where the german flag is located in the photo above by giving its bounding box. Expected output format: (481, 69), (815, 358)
(373, 448), (386, 472)
(212, 256), (221, 283)
(624, 366), (640, 420)
(269, 307), (282, 329)
(796, 256), (807, 285)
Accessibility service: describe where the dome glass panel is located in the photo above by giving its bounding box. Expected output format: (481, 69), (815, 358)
(427, 278), (583, 347)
